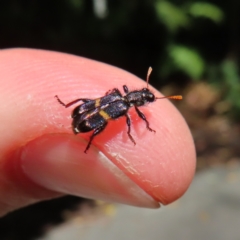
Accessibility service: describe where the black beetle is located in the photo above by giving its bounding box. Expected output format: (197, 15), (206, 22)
(55, 67), (182, 153)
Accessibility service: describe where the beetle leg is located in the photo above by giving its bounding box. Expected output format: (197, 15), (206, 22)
(105, 88), (121, 96)
(55, 95), (92, 108)
(125, 114), (136, 145)
(123, 85), (129, 94)
(105, 89), (113, 95)
(134, 106), (156, 133)
(84, 122), (108, 153)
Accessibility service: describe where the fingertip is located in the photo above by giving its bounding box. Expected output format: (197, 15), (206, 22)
(0, 48), (195, 211)
(20, 134), (160, 208)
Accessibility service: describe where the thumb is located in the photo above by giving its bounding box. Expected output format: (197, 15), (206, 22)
(0, 48), (196, 216)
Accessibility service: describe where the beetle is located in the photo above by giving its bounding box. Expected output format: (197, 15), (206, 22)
(55, 67), (182, 153)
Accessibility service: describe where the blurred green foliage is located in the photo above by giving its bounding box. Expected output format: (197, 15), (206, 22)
(154, 0), (224, 80)
(189, 2), (224, 23)
(0, 0), (239, 118)
(155, 0), (239, 119)
(155, 1), (190, 33)
(162, 45), (205, 80)
(222, 61), (240, 115)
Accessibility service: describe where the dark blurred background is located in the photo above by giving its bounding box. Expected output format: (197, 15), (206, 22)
(1, 0), (240, 112)
(0, 1), (240, 239)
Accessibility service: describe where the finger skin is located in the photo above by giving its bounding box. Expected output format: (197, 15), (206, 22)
(0, 48), (196, 215)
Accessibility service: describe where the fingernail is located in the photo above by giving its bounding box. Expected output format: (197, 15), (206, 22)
(20, 134), (159, 208)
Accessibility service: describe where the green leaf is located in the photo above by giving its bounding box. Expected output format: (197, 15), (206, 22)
(222, 60), (240, 108)
(155, 1), (190, 33)
(221, 60), (239, 87)
(189, 2), (224, 23)
(168, 45), (205, 79)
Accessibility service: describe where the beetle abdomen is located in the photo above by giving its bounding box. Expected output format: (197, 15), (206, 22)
(103, 101), (129, 119)
(73, 113), (106, 133)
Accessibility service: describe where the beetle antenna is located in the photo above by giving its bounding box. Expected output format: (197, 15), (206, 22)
(156, 95), (183, 100)
(146, 67), (152, 89)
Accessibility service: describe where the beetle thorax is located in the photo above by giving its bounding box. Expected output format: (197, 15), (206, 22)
(125, 88), (155, 107)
